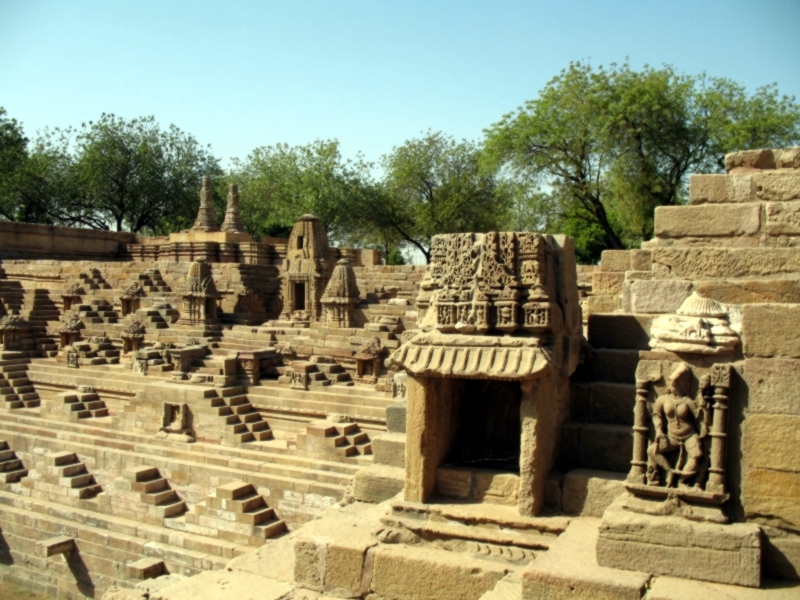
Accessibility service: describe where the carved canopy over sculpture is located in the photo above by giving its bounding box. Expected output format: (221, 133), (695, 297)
(388, 232), (576, 380)
(177, 259), (220, 325)
(119, 283), (145, 300)
(649, 292), (739, 355)
(320, 258), (359, 327)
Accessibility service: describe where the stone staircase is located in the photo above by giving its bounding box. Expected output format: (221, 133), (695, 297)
(0, 278), (24, 314)
(559, 313), (644, 475)
(0, 351), (41, 409)
(136, 269), (171, 293)
(248, 379), (394, 423)
(113, 466), (188, 523)
(201, 387), (274, 445)
(69, 337), (121, 365)
(20, 288), (61, 356)
(298, 418), (373, 458)
(29, 451), (103, 500)
(0, 440), (28, 483)
(75, 299), (119, 324)
(54, 385), (110, 421)
(179, 481), (286, 546)
(78, 268), (111, 290)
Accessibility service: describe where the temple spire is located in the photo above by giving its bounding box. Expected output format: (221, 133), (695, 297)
(220, 183), (245, 233)
(191, 177), (219, 231)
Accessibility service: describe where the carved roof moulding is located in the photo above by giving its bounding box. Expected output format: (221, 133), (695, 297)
(649, 292), (739, 355)
(183, 259), (220, 297)
(388, 231), (577, 380)
(191, 177), (219, 232)
(220, 184), (246, 233)
(287, 213), (330, 266)
(321, 259), (359, 303)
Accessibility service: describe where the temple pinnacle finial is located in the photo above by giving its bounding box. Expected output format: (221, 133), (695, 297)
(220, 183), (246, 233)
(191, 176), (219, 231)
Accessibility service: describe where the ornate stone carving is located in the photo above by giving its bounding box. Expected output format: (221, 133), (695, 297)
(220, 184), (245, 233)
(62, 282), (83, 311)
(191, 177), (219, 232)
(649, 292), (739, 354)
(121, 321), (145, 353)
(391, 371), (408, 399)
(320, 259), (359, 328)
(0, 315), (29, 350)
(118, 283), (144, 316)
(354, 337), (383, 384)
(176, 259), (220, 325)
(156, 402), (194, 442)
(627, 359), (731, 505)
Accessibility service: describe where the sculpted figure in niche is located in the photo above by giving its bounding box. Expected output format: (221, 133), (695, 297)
(647, 364), (711, 489)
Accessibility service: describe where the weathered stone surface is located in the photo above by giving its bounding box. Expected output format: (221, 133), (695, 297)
(630, 249), (652, 272)
(593, 271), (625, 295)
(561, 469), (626, 517)
(385, 401), (407, 433)
(150, 571), (292, 600)
(742, 304), (800, 359)
(767, 202), (800, 235)
(742, 414), (800, 472)
(745, 357), (800, 415)
(372, 545), (507, 600)
(628, 279), (693, 314)
(589, 382), (635, 426)
(756, 171), (800, 202)
(690, 174), (731, 204)
(587, 294), (621, 314)
(579, 423), (632, 473)
(598, 500), (762, 587)
(653, 248), (800, 279)
(600, 250), (631, 272)
(353, 464), (404, 503)
(576, 348), (639, 385)
(523, 518), (650, 600)
(696, 279), (800, 305)
(654, 204), (761, 238)
(742, 467), (800, 532)
(775, 147), (800, 169)
(646, 575), (800, 600)
(474, 471), (520, 506)
(371, 432), (406, 468)
(726, 148), (776, 172)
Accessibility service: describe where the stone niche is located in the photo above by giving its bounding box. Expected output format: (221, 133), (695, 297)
(279, 214), (335, 323)
(387, 232), (582, 516)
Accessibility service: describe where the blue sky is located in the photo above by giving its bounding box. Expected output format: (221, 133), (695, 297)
(2, 0), (799, 167)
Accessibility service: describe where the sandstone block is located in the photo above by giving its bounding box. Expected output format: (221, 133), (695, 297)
(352, 464), (404, 503)
(561, 469), (626, 517)
(474, 471), (519, 506)
(766, 202), (800, 235)
(587, 294), (621, 314)
(600, 250), (631, 272)
(646, 575), (800, 599)
(742, 414), (800, 472)
(654, 204), (761, 238)
(652, 248), (800, 279)
(742, 304), (800, 359)
(37, 535), (75, 557)
(726, 148), (776, 172)
(371, 432), (406, 468)
(579, 424), (632, 473)
(385, 401), (406, 433)
(598, 501), (762, 587)
(763, 528), (800, 582)
(690, 174), (730, 204)
(756, 170), (800, 202)
(523, 518), (650, 600)
(372, 545), (507, 600)
(593, 272), (625, 295)
(589, 382), (635, 426)
(628, 279), (693, 314)
(696, 279), (800, 305)
(742, 467), (800, 531)
(630, 249), (652, 271)
(581, 348), (639, 384)
(775, 147), (800, 169)
(436, 467), (472, 499)
(126, 557), (164, 580)
(744, 357), (800, 415)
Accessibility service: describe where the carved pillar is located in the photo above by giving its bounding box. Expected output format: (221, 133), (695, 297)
(706, 365), (730, 495)
(628, 378), (650, 485)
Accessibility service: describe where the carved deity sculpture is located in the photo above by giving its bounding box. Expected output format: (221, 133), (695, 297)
(646, 364), (710, 489)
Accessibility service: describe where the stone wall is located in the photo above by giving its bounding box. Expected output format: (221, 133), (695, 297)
(0, 221), (136, 261)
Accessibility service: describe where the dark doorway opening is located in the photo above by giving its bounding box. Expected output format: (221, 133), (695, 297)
(446, 379), (521, 472)
(293, 282), (306, 310)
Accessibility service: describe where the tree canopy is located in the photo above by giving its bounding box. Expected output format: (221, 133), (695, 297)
(483, 62), (800, 261)
(2, 62), (798, 262)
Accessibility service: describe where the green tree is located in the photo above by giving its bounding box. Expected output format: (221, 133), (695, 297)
(484, 62), (800, 260)
(230, 140), (376, 241)
(68, 114), (222, 232)
(361, 131), (512, 263)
